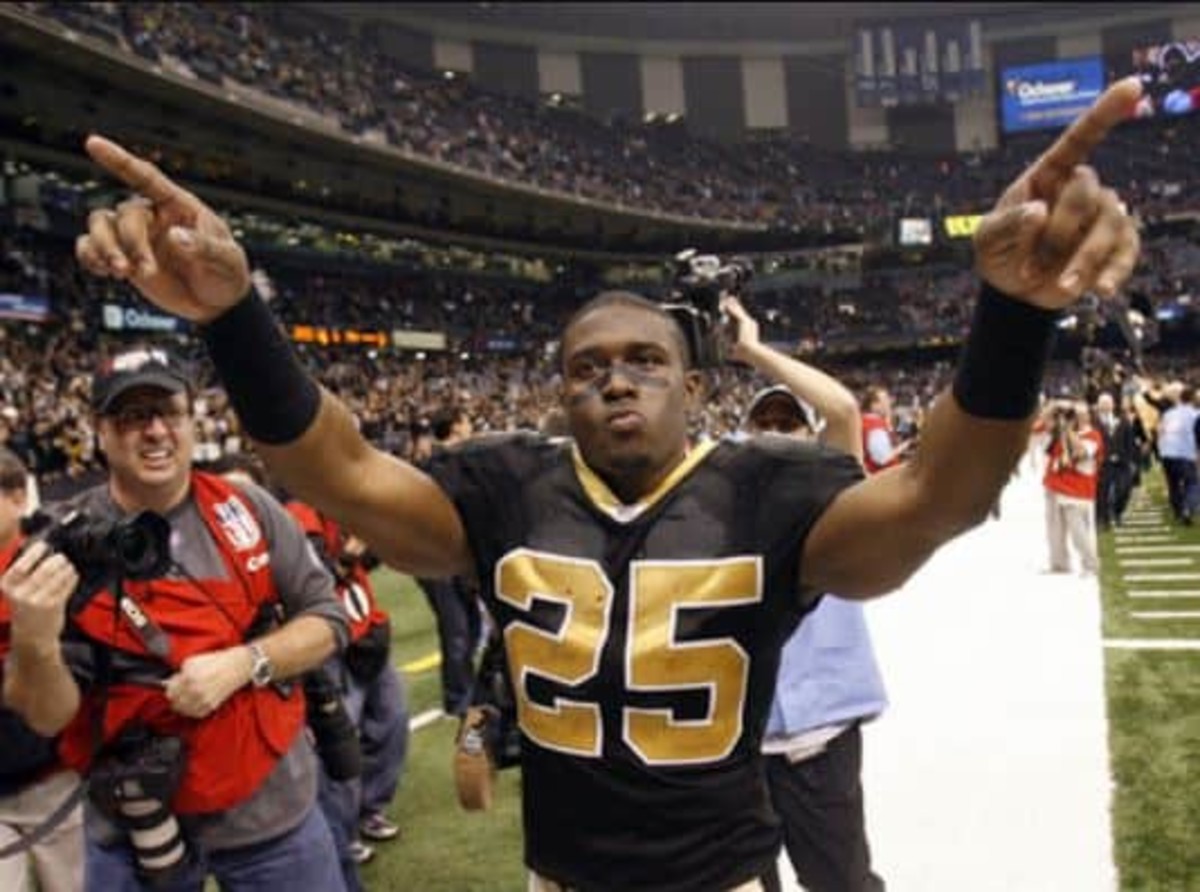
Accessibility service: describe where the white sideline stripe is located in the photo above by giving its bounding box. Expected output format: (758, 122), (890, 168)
(1119, 525), (1170, 531)
(1115, 545), (1200, 554)
(410, 708), (445, 732)
(1130, 611), (1200, 620)
(1123, 573), (1200, 582)
(1128, 590), (1200, 599)
(1114, 536), (1173, 544)
(1105, 638), (1200, 650)
(1118, 558), (1195, 567)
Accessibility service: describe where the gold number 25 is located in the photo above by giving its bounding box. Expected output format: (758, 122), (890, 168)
(496, 548), (762, 766)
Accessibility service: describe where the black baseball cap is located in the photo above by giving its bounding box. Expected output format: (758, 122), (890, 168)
(745, 385), (813, 431)
(92, 347), (193, 414)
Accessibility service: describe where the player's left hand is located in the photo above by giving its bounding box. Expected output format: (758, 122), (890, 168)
(974, 77), (1142, 311)
(164, 647), (253, 718)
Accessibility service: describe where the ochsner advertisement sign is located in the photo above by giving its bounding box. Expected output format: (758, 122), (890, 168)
(102, 303), (183, 333)
(1000, 57), (1104, 133)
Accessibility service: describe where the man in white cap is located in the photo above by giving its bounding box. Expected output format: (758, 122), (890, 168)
(728, 297), (887, 892)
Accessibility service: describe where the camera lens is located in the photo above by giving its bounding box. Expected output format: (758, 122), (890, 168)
(114, 513), (172, 580)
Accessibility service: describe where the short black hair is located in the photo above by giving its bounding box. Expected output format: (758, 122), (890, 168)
(431, 407), (466, 442)
(560, 290), (693, 371)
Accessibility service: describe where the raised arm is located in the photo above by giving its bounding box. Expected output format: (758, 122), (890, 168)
(74, 137), (472, 579)
(803, 78), (1143, 599)
(723, 295), (863, 461)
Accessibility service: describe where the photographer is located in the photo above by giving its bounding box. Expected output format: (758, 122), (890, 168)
(1043, 399), (1104, 574)
(860, 387), (914, 475)
(0, 446), (84, 892)
(4, 348), (350, 891)
(285, 498), (409, 877)
(725, 296), (887, 892)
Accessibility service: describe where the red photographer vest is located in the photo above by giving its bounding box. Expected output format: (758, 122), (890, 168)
(285, 500), (385, 643)
(1044, 429), (1104, 501)
(60, 473), (307, 814)
(861, 413), (900, 475)
(0, 535), (22, 661)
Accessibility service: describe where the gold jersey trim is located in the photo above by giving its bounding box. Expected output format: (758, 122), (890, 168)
(570, 439), (718, 523)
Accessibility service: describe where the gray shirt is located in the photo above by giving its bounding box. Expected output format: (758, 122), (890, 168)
(60, 478), (347, 852)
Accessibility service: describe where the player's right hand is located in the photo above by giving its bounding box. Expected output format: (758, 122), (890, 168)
(76, 135), (250, 324)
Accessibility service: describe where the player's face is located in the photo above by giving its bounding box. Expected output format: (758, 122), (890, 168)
(560, 306), (701, 499)
(97, 387), (194, 510)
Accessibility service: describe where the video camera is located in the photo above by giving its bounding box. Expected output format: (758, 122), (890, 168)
(661, 249), (754, 369)
(20, 508), (172, 613)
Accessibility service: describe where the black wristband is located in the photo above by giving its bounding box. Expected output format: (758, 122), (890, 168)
(200, 295), (321, 445)
(952, 283), (1059, 420)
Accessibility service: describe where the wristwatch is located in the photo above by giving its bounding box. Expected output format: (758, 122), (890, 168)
(247, 642), (275, 688)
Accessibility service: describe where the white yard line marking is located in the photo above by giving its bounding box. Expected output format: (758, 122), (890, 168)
(1115, 545), (1200, 554)
(1123, 573), (1200, 582)
(1104, 638), (1200, 650)
(410, 708), (445, 732)
(1118, 558), (1196, 567)
(1128, 590), (1200, 598)
(1130, 611), (1200, 620)
(1113, 537), (1174, 544)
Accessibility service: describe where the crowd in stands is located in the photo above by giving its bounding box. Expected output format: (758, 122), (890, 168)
(16, 2), (1200, 234)
(6, 211), (1200, 498)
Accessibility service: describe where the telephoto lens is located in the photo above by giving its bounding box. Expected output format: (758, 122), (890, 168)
(303, 669), (363, 781)
(89, 735), (193, 890)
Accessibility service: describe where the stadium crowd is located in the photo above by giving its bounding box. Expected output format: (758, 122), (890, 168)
(5, 191), (1200, 496)
(15, 2), (1200, 232)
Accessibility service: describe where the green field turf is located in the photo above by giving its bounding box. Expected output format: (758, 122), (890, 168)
(1101, 472), (1200, 890)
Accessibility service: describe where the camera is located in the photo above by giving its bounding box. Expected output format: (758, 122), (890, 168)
(89, 730), (194, 889)
(21, 508), (172, 613)
(662, 249), (754, 368)
(303, 667), (363, 782)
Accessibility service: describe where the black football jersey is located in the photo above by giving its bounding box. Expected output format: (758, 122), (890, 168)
(429, 433), (862, 892)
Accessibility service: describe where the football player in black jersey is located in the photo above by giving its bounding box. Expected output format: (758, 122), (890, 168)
(74, 78), (1142, 892)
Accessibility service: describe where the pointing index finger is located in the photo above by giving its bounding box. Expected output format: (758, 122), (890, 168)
(84, 134), (193, 208)
(1030, 76), (1142, 199)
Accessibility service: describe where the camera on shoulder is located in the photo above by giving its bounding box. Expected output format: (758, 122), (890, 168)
(661, 249), (753, 369)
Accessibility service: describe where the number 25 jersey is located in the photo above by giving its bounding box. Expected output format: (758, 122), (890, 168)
(429, 433), (862, 892)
